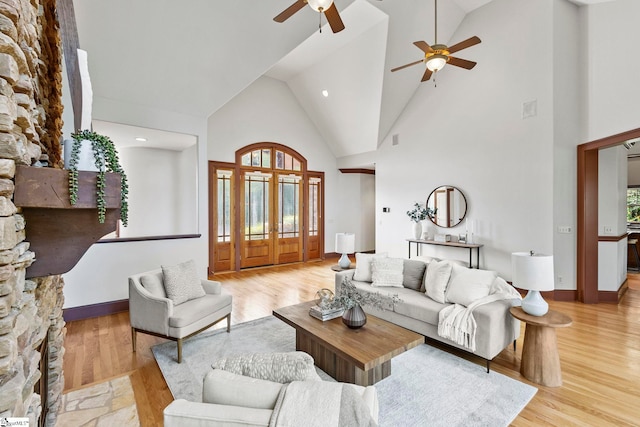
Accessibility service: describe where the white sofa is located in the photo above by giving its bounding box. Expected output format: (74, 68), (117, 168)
(335, 254), (521, 372)
(164, 368), (379, 427)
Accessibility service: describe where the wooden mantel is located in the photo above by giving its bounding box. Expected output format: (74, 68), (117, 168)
(14, 165), (121, 278)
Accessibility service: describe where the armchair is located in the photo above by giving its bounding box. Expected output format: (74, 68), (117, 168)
(128, 267), (232, 363)
(164, 368), (379, 427)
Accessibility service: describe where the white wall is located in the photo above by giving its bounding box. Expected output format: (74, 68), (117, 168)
(585, 0), (640, 141)
(62, 97), (208, 308)
(119, 146), (198, 237)
(375, 0), (555, 279)
(207, 76), (351, 255)
(552, 0), (582, 290)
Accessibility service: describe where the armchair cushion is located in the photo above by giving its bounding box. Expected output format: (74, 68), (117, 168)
(211, 351), (321, 383)
(162, 259), (206, 305)
(140, 272), (167, 298)
(203, 369), (283, 410)
(169, 292), (232, 328)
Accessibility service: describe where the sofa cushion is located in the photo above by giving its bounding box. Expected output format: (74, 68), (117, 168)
(203, 369), (283, 409)
(353, 253), (387, 282)
(445, 264), (497, 306)
(211, 351), (321, 383)
(140, 272), (167, 298)
(371, 257), (404, 287)
(394, 289), (451, 325)
(402, 259), (427, 291)
(169, 293), (232, 328)
(162, 259), (206, 305)
(424, 260), (453, 303)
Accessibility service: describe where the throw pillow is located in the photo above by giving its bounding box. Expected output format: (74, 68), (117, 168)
(140, 273), (167, 298)
(445, 264), (497, 306)
(403, 259), (428, 290)
(424, 260), (453, 303)
(353, 252), (387, 282)
(211, 351), (321, 383)
(161, 259), (205, 305)
(371, 257), (404, 287)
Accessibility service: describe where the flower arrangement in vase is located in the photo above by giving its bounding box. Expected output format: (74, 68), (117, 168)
(406, 202), (436, 239)
(330, 278), (401, 328)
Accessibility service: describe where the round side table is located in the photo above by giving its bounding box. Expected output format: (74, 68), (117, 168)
(510, 306), (572, 387)
(331, 264), (354, 271)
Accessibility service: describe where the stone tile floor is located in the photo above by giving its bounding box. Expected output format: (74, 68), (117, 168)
(57, 375), (140, 426)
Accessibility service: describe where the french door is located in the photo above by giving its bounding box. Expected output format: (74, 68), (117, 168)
(209, 143), (323, 273)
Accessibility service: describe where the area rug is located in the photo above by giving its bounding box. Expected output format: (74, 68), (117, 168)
(152, 316), (536, 426)
(57, 374), (140, 427)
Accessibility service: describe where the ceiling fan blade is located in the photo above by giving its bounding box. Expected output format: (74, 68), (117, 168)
(413, 41), (434, 54)
(324, 3), (345, 33)
(447, 36), (481, 54)
(448, 56), (477, 70)
(274, 0), (306, 23)
(421, 68), (433, 82)
(391, 59), (424, 72)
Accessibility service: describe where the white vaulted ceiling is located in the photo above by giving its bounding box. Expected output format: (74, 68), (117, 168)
(73, 0), (615, 159)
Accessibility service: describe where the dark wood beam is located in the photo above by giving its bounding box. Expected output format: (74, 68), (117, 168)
(338, 168), (375, 175)
(56, 0), (82, 131)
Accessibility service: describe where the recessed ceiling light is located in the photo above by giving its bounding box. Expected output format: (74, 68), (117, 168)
(135, 137), (147, 142)
(322, 90), (329, 97)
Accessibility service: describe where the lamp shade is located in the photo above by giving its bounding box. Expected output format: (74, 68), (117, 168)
(511, 252), (554, 292)
(307, 0), (333, 12)
(426, 54), (447, 72)
(335, 233), (355, 254)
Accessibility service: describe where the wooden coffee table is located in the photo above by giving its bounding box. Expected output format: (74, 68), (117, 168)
(273, 301), (423, 386)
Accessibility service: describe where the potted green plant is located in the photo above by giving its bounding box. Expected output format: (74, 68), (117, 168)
(406, 202), (436, 239)
(67, 129), (129, 226)
(330, 278), (400, 328)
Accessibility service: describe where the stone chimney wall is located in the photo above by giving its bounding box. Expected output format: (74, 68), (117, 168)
(0, 0), (66, 426)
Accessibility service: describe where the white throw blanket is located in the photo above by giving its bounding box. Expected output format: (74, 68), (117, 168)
(269, 381), (377, 427)
(437, 279), (521, 351)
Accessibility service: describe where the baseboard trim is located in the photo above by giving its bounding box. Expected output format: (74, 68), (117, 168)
(63, 299), (129, 322)
(553, 289), (578, 301)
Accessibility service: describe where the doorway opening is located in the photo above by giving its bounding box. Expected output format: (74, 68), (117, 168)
(577, 127), (640, 303)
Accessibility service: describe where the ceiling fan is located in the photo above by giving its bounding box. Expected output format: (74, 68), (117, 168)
(391, 0), (481, 82)
(274, 0), (345, 34)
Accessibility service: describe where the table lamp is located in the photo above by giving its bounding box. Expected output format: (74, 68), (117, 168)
(335, 233), (355, 269)
(511, 251), (554, 316)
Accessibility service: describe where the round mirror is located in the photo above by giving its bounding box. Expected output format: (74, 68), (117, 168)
(426, 186), (468, 228)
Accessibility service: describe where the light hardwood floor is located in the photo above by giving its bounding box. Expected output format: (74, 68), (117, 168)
(63, 259), (640, 426)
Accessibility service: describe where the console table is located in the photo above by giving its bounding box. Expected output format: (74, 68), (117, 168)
(407, 239), (483, 268)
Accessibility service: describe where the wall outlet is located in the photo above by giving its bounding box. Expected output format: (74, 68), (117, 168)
(604, 226), (613, 234)
(558, 276), (563, 284)
(558, 226), (572, 234)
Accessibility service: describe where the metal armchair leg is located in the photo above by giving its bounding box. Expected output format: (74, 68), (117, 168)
(226, 314), (231, 332)
(131, 328), (137, 352)
(177, 338), (183, 363)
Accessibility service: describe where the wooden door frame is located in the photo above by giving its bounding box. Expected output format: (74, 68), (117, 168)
(577, 127), (640, 303)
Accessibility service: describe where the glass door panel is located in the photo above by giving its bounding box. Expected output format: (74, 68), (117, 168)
(240, 171), (273, 268)
(276, 174), (302, 264)
(307, 176), (322, 260)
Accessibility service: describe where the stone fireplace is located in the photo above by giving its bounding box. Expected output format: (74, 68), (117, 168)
(0, 0), (67, 426)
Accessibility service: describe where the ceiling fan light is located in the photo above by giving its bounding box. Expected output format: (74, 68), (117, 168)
(426, 54), (447, 72)
(307, 0), (333, 12)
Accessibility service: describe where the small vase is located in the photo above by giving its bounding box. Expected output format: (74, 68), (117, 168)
(412, 222), (422, 240)
(342, 305), (367, 329)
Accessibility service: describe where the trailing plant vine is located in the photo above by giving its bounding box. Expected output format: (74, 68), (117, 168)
(68, 130), (129, 226)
